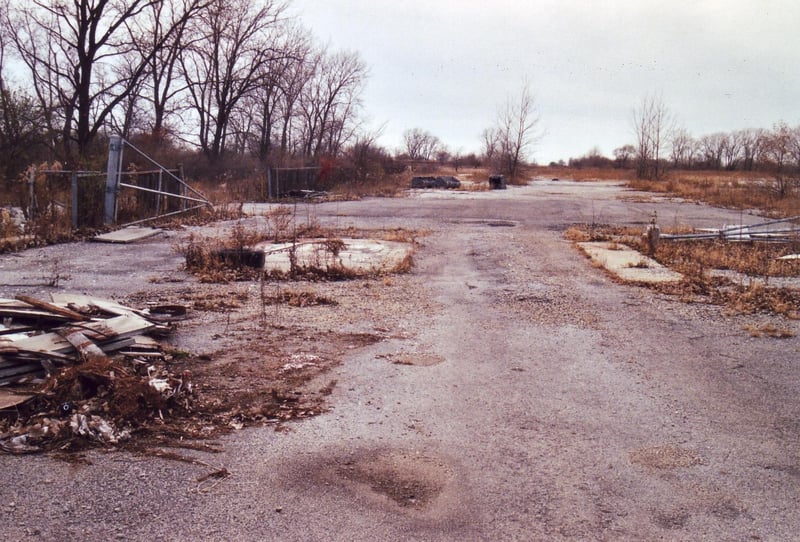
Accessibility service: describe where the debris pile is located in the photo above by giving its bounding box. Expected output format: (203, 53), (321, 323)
(0, 294), (189, 454)
(410, 176), (461, 189)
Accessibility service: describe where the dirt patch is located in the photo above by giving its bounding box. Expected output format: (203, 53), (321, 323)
(652, 508), (691, 529)
(629, 444), (702, 469)
(260, 289), (337, 307)
(328, 449), (454, 510)
(176, 327), (382, 433)
(0, 281), (387, 456)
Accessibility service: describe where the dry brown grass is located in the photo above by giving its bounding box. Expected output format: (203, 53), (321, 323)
(532, 166), (636, 181)
(567, 223), (800, 317)
(564, 225), (641, 243)
(260, 289), (338, 307)
(179, 210), (422, 284)
(743, 322), (796, 338)
(628, 170), (800, 217)
(653, 239), (800, 278)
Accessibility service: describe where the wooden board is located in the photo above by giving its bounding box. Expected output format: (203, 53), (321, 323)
(60, 329), (108, 363)
(93, 227), (162, 244)
(10, 314), (154, 356)
(0, 299), (73, 322)
(49, 294), (138, 317)
(15, 295), (89, 322)
(0, 390), (35, 409)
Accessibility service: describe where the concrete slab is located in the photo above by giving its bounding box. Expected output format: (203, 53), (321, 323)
(255, 238), (413, 275)
(93, 227), (162, 244)
(577, 242), (683, 283)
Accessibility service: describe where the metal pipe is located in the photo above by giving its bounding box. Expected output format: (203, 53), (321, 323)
(121, 139), (211, 206)
(120, 204), (207, 227)
(117, 182), (211, 204)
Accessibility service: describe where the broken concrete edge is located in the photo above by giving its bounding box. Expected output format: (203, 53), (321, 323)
(92, 226), (163, 244)
(574, 241), (683, 285)
(209, 238), (415, 278)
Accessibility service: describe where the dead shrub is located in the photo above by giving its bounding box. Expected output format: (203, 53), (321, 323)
(390, 252), (415, 274)
(717, 283), (800, 317)
(627, 170), (800, 217)
(261, 290), (337, 307)
(178, 233), (263, 283)
(653, 240), (800, 278)
(569, 223), (800, 318)
(743, 323), (796, 338)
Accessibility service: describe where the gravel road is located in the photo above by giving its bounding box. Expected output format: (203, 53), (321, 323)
(2, 180), (799, 541)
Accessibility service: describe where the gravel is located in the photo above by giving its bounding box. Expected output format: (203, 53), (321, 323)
(1, 180), (799, 540)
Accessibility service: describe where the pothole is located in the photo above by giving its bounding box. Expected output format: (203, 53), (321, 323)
(334, 450), (453, 509)
(652, 508), (691, 529)
(379, 352), (446, 366)
(450, 219), (517, 227)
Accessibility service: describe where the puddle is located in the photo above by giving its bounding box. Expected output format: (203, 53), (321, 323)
(451, 219), (517, 228)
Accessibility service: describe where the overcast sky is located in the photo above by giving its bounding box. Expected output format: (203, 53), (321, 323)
(291, 0), (800, 164)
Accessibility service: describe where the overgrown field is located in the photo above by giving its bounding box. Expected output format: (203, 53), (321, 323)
(627, 170), (800, 217)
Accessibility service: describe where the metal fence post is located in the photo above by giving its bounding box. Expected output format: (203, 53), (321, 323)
(179, 164), (186, 211)
(71, 171), (78, 228)
(104, 135), (123, 225)
(156, 170), (163, 215)
(28, 168), (36, 219)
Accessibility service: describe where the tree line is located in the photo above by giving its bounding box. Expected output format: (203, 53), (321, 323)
(400, 84), (542, 180)
(606, 95), (800, 186)
(0, 0), (368, 182)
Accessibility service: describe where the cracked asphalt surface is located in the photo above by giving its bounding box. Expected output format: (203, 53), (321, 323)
(2, 180), (800, 540)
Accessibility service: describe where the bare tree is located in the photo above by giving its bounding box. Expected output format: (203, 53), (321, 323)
(245, 25), (311, 164)
(738, 128), (764, 171)
(130, 0), (202, 142)
(347, 123), (386, 183)
(697, 133), (726, 170)
(721, 131), (744, 170)
(3, 0), (206, 163)
(632, 94), (672, 179)
(0, 29), (48, 182)
(758, 122), (800, 197)
(669, 127), (693, 169)
(481, 127), (500, 164)
(274, 44), (314, 159)
(493, 84), (541, 179)
(403, 128), (440, 160)
(180, 0), (289, 163)
(613, 144), (636, 168)
(297, 48), (367, 158)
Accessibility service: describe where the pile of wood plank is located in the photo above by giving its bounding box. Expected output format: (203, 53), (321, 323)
(0, 294), (178, 389)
